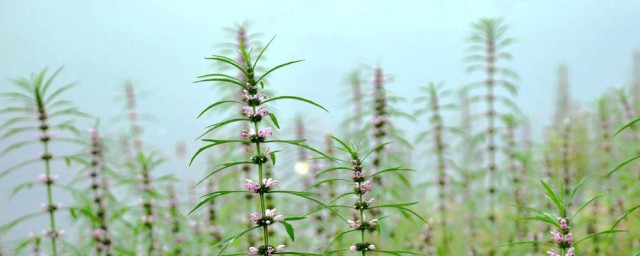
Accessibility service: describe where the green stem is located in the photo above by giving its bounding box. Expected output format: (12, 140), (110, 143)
(43, 142), (58, 256)
(253, 110), (269, 248)
(359, 190), (365, 256)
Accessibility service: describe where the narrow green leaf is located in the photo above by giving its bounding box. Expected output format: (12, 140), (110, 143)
(263, 95), (328, 112)
(256, 60), (304, 83)
(268, 113), (280, 129)
(607, 155), (640, 177)
(197, 100), (241, 118)
(281, 221), (295, 242)
(613, 117), (640, 136)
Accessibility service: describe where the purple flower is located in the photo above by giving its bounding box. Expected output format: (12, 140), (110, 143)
(249, 213), (262, 224)
(565, 233), (573, 244)
(258, 127), (273, 138)
(242, 106), (253, 116)
(248, 247), (258, 255)
(349, 246), (357, 253)
(558, 217), (568, 230)
(240, 129), (255, 139)
(245, 179), (261, 193)
(356, 181), (373, 194)
(550, 230), (563, 243)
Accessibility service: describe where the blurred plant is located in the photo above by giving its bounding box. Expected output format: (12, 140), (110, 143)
(0, 68), (87, 256)
(165, 184), (183, 255)
(414, 82), (456, 254)
(317, 136), (426, 255)
(340, 69), (365, 140)
(504, 180), (624, 255)
(190, 38), (332, 255)
(465, 18), (519, 229)
(553, 65), (571, 126)
(71, 126), (114, 256)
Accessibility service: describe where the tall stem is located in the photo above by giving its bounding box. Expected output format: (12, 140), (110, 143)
(43, 141), (58, 256)
(252, 89), (269, 248)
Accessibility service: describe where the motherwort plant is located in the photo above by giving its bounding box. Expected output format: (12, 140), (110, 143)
(506, 180), (623, 256)
(465, 18), (519, 233)
(74, 126), (113, 255)
(414, 83), (455, 254)
(317, 136), (426, 255)
(0, 68), (87, 256)
(190, 38), (331, 255)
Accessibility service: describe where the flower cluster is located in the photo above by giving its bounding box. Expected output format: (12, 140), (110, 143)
(248, 245), (285, 256)
(347, 218), (378, 230)
(249, 208), (284, 226)
(354, 180), (373, 195)
(37, 173), (59, 185)
(242, 106), (270, 122)
(546, 218), (574, 256)
(348, 153), (377, 253)
(349, 243), (376, 253)
(241, 128), (273, 143)
(242, 89), (267, 106)
(245, 178), (278, 193)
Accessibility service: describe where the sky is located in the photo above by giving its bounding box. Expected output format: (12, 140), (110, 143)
(1, 0), (639, 238)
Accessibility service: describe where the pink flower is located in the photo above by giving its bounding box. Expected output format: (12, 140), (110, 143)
(353, 171), (363, 179)
(276, 245), (285, 252)
(266, 208), (284, 222)
(88, 127), (98, 139)
(258, 127), (273, 138)
(242, 90), (251, 101)
(256, 107), (269, 116)
(37, 174), (58, 184)
(249, 213), (262, 224)
(352, 160), (360, 169)
(248, 247), (259, 255)
(348, 220), (362, 229)
(37, 174), (48, 184)
(368, 244), (376, 250)
(245, 179), (261, 193)
(92, 229), (104, 239)
(566, 247), (575, 256)
(546, 249), (560, 256)
(357, 181), (373, 194)
(349, 245), (357, 253)
(550, 230), (563, 243)
(240, 129), (255, 139)
(565, 233), (573, 244)
(242, 106), (253, 116)
(558, 218), (568, 230)
(263, 178), (278, 188)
